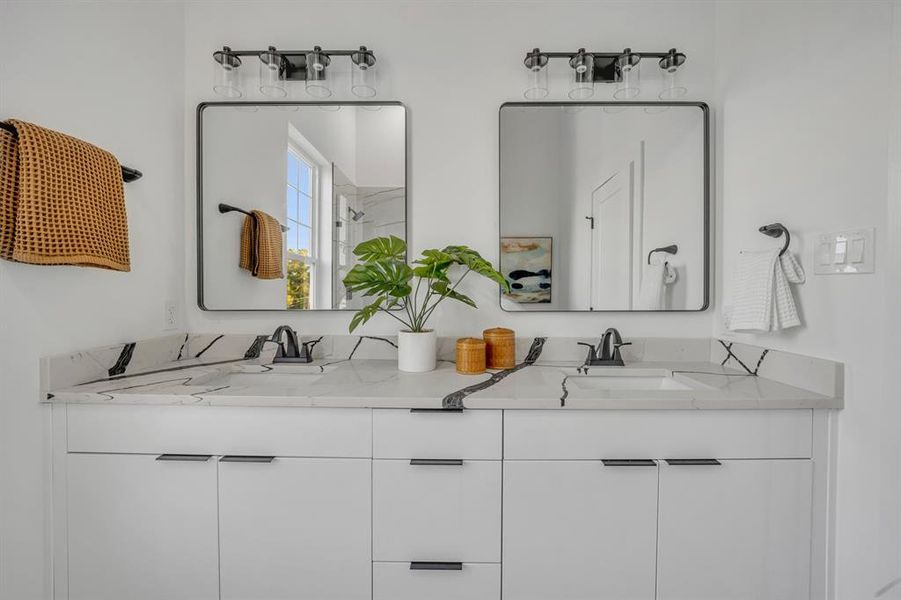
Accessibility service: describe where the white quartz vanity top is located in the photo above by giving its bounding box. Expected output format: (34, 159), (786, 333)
(45, 355), (841, 410)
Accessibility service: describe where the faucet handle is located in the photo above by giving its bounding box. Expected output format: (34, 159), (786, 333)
(577, 341), (598, 361)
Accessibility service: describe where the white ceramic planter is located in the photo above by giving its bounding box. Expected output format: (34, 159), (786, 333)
(397, 330), (437, 372)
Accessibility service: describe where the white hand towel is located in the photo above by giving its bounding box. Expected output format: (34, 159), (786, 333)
(637, 259), (677, 310)
(724, 249), (805, 333)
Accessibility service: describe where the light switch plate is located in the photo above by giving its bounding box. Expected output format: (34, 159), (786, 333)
(813, 228), (875, 275)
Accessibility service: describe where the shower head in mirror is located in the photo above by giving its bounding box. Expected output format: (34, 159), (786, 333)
(348, 208), (365, 222)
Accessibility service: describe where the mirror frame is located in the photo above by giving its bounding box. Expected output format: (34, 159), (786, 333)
(196, 101), (409, 311)
(497, 101), (710, 313)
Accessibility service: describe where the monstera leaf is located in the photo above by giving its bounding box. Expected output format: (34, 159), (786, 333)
(430, 280), (476, 308)
(353, 235), (406, 263)
(349, 297), (384, 333)
(412, 249), (455, 281)
(442, 245), (511, 292)
(343, 259), (413, 298)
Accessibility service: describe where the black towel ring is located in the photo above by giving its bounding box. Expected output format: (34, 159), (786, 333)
(759, 223), (791, 256)
(648, 244), (678, 264)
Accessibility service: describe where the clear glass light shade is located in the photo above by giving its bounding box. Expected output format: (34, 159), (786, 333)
(351, 62), (377, 98)
(524, 67), (548, 100)
(568, 52), (595, 100)
(259, 53), (287, 98)
(305, 50), (332, 98)
(213, 57), (242, 98)
(614, 62), (640, 99)
(659, 68), (687, 100)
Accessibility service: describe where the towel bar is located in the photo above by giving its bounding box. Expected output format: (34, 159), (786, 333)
(218, 203), (289, 233)
(0, 121), (142, 182)
(759, 223), (791, 256)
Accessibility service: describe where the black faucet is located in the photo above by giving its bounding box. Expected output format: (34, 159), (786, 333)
(269, 325), (314, 363)
(578, 328), (632, 367)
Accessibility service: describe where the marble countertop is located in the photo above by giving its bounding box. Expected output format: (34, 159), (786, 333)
(45, 353), (842, 411)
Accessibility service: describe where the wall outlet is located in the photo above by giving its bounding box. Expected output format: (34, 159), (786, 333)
(164, 301), (178, 330)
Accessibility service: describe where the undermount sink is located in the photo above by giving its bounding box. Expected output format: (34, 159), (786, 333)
(199, 365), (334, 389)
(568, 374), (696, 392)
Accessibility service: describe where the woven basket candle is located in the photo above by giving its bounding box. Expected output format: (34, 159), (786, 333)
(456, 338), (487, 375)
(483, 327), (515, 370)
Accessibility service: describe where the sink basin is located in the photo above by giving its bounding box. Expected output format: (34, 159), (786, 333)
(568, 375), (695, 392)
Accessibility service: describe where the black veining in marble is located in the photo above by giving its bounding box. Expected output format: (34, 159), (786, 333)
(176, 333), (189, 361)
(244, 335), (270, 359)
(719, 340), (769, 376)
(108, 343), (136, 377)
(441, 337), (547, 409)
(194, 334), (224, 358)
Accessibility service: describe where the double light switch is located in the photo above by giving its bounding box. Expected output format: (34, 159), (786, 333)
(814, 228), (875, 275)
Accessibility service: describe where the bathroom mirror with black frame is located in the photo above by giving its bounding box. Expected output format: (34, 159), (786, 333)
(197, 102), (407, 311)
(499, 102), (709, 312)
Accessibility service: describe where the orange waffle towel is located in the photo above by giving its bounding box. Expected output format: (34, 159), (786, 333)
(239, 209), (284, 279)
(0, 120), (129, 271)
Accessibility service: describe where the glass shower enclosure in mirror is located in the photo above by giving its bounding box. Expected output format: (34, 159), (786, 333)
(197, 102), (406, 310)
(499, 102), (708, 311)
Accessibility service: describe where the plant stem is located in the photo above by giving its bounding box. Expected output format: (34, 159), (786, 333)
(420, 269), (471, 325)
(381, 305), (413, 330)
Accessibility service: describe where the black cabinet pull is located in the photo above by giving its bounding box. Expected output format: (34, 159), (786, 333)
(410, 408), (464, 413)
(156, 454), (212, 462)
(601, 459), (657, 467)
(220, 455), (275, 463)
(410, 562), (463, 571)
(410, 459), (464, 466)
(665, 458), (722, 466)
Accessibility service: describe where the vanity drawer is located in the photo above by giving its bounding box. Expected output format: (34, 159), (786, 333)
(373, 409), (502, 460)
(373, 562), (500, 600)
(504, 410), (813, 460)
(66, 404), (372, 457)
(372, 459), (501, 562)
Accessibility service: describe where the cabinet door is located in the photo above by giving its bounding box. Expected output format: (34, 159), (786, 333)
(67, 453), (219, 600)
(657, 459), (812, 600)
(503, 460), (659, 600)
(219, 457), (371, 600)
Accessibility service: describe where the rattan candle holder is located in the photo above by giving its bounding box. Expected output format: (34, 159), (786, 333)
(483, 327), (516, 369)
(456, 338), (487, 374)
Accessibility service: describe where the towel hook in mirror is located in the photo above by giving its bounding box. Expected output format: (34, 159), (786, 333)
(759, 223), (790, 256)
(648, 244), (678, 264)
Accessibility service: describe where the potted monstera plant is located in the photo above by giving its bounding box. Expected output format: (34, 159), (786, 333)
(343, 235), (509, 372)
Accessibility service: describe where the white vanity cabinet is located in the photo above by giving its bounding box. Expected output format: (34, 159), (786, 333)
(218, 457), (372, 600)
(502, 410), (817, 600)
(656, 458), (812, 600)
(503, 460), (659, 600)
(66, 453), (219, 600)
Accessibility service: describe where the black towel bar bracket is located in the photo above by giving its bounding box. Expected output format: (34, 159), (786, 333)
(759, 222), (791, 256)
(219, 203), (289, 233)
(648, 244), (678, 264)
(0, 121), (142, 182)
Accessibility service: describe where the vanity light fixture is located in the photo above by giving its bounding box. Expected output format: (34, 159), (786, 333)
(211, 44), (377, 99)
(521, 46), (687, 100)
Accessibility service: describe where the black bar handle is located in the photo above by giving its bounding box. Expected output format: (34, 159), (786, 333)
(601, 459), (657, 467)
(410, 562), (463, 571)
(410, 459), (464, 466)
(220, 455), (276, 463)
(410, 408), (464, 413)
(665, 458), (722, 466)
(156, 454), (212, 462)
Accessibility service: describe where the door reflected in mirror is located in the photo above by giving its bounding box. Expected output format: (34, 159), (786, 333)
(499, 103), (708, 312)
(199, 103), (406, 311)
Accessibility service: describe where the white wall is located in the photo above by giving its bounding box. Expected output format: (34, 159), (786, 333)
(184, 0), (717, 336)
(715, 2), (898, 598)
(0, 2), (185, 598)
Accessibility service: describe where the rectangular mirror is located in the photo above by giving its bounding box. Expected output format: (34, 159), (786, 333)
(499, 102), (708, 311)
(197, 102), (406, 310)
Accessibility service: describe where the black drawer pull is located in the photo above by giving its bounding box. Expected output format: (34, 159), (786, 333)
(220, 455), (275, 463)
(156, 454), (212, 462)
(665, 458), (722, 466)
(410, 562), (463, 571)
(410, 459), (464, 466)
(601, 459), (657, 467)
(410, 408), (464, 413)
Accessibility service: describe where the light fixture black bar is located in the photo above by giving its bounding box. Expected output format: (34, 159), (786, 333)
(540, 51), (675, 59)
(226, 49), (368, 58)
(0, 121), (142, 182)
